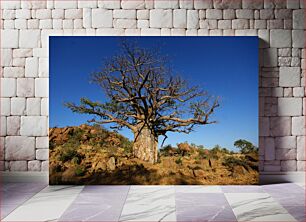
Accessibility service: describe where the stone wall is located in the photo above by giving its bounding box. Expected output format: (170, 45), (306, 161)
(0, 0), (305, 172)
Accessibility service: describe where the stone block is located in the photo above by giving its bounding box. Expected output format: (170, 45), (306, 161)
(218, 20), (232, 29)
(7, 116), (20, 136)
(287, 0), (300, 9)
(140, 28), (161, 36)
(291, 57), (300, 67)
(242, 0), (263, 9)
(293, 87), (304, 97)
(113, 9), (136, 19)
(281, 160), (297, 171)
(1, 1), (20, 9)
(17, 78), (35, 97)
(154, 0), (178, 9)
(65, 9), (82, 19)
(1, 117), (6, 137)
(15, 18), (27, 29)
(54, 0), (77, 9)
(137, 10), (149, 19)
(278, 98), (302, 116)
(5, 136), (35, 160)
(0, 98), (10, 116)
(275, 136), (297, 149)
(1, 49), (12, 67)
(25, 57), (38, 77)
(38, 19), (52, 29)
(270, 29), (291, 48)
(98, 0), (121, 9)
(173, 9), (187, 28)
(297, 136), (305, 160)
(36, 137), (49, 149)
(13, 49), (32, 58)
(293, 9), (305, 29)
(292, 30), (305, 48)
(284, 87), (293, 97)
(78, 0), (97, 8)
(35, 9), (51, 19)
(15, 9), (31, 19)
(150, 9), (172, 28)
(187, 10), (199, 29)
(26, 98), (41, 116)
(19, 30), (41, 48)
(279, 67), (300, 87)
(21, 1), (47, 9)
(1, 78), (16, 98)
(2, 9), (16, 19)
(236, 9), (254, 19)
(11, 98), (26, 115)
(28, 160), (41, 171)
(35, 78), (49, 98)
(39, 58), (48, 77)
(180, 0), (193, 8)
(276, 148), (296, 160)
(213, 0), (241, 9)
(9, 161), (27, 171)
(121, 0), (145, 9)
(260, 9), (274, 19)
(206, 9), (222, 19)
(92, 9), (113, 28)
(297, 161), (305, 171)
(3, 67), (24, 78)
(41, 98), (49, 116)
(36, 149), (49, 160)
(1, 30), (19, 48)
(52, 9), (64, 19)
(194, 0), (213, 9)
(270, 117), (291, 136)
(275, 9), (292, 19)
(137, 20), (149, 28)
(83, 8), (92, 28)
(232, 19), (249, 29)
(264, 137), (275, 160)
(259, 117), (269, 136)
(292, 116), (305, 136)
(114, 19), (137, 28)
(41, 161), (49, 171)
(12, 58), (25, 67)
(223, 9), (235, 19)
(20, 116), (48, 136)
(63, 19), (73, 29)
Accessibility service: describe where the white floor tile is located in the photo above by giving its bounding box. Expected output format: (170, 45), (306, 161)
(225, 193), (297, 222)
(3, 186), (84, 221)
(119, 186), (176, 222)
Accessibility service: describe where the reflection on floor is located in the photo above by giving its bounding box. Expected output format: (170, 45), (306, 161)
(1, 182), (304, 221)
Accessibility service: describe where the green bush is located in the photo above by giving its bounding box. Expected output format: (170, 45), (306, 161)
(222, 156), (249, 169)
(175, 157), (183, 165)
(75, 165), (86, 176)
(160, 144), (177, 156)
(58, 145), (78, 162)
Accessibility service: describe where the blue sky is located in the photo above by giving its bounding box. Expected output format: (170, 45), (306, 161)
(50, 37), (258, 151)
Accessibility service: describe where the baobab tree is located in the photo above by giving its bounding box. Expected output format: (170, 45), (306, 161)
(65, 41), (219, 164)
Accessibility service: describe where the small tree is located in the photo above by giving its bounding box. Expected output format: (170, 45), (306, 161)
(65, 41), (219, 163)
(234, 139), (257, 154)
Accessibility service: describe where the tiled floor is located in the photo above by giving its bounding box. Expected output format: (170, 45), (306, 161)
(1, 182), (304, 222)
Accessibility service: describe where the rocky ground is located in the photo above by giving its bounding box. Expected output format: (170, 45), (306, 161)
(49, 124), (259, 185)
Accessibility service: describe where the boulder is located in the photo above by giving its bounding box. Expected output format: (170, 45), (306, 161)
(107, 157), (116, 171)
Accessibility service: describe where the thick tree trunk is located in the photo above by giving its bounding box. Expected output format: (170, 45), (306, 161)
(133, 126), (158, 164)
